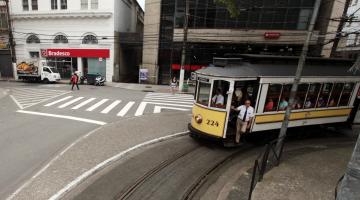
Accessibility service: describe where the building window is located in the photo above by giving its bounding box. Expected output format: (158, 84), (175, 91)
(23, 0), (29, 11)
(54, 35), (68, 43)
(91, 0), (98, 9)
(60, 0), (67, 9)
(81, 0), (88, 9)
(26, 34), (40, 44)
(29, 51), (40, 58)
(51, 0), (57, 10)
(31, 0), (38, 10)
(0, 12), (8, 29)
(82, 35), (98, 44)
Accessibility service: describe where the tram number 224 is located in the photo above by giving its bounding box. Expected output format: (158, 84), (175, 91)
(206, 119), (219, 127)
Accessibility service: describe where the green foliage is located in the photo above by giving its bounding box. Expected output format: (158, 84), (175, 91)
(214, 0), (239, 18)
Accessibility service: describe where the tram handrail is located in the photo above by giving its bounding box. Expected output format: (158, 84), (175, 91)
(248, 136), (286, 200)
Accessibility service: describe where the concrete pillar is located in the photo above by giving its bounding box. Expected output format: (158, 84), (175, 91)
(77, 57), (83, 76)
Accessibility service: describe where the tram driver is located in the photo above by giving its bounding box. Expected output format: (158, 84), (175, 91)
(231, 99), (254, 144)
(211, 88), (225, 107)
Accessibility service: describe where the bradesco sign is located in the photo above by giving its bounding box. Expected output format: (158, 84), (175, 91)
(41, 49), (110, 58)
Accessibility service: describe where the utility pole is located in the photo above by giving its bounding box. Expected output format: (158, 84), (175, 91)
(330, 0), (352, 57)
(275, 0), (322, 156)
(5, 0), (16, 78)
(336, 131), (360, 200)
(179, 0), (189, 92)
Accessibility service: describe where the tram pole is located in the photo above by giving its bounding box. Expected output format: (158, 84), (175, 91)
(179, 0), (189, 92)
(275, 0), (322, 158)
(336, 132), (360, 200)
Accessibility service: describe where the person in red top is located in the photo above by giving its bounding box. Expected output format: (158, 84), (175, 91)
(70, 72), (79, 90)
(264, 98), (274, 112)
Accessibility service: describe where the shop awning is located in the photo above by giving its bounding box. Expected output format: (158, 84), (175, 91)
(172, 64), (206, 71)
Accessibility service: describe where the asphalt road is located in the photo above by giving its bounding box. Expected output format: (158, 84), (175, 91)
(0, 82), (193, 198)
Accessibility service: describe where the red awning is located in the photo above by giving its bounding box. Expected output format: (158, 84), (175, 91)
(171, 64), (206, 71)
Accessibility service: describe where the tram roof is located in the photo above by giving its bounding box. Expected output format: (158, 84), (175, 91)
(196, 54), (359, 78)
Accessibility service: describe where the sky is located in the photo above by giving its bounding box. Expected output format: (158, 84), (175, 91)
(137, 0), (145, 10)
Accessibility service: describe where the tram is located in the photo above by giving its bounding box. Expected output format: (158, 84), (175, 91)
(188, 54), (360, 144)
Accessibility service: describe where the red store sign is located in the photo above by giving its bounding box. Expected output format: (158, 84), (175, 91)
(41, 49), (110, 58)
(264, 32), (281, 39)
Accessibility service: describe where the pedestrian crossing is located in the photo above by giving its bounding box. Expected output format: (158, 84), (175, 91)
(41, 92), (194, 117)
(9, 88), (71, 109)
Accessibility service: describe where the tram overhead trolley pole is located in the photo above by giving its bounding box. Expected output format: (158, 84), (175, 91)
(275, 0), (322, 158)
(179, 0), (189, 92)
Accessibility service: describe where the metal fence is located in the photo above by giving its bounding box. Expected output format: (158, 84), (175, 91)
(248, 136), (285, 200)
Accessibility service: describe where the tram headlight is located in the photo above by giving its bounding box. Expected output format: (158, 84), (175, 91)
(195, 114), (203, 124)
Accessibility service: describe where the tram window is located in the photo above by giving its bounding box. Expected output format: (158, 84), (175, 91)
(265, 84), (282, 112)
(328, 83), (344, 107)
(317, 83), (333, 108)
(293, 84), (309, 110)
(339, 83), (354, 106)
(211, 80), (229, 109)
(305, 83), (321, 109)
(279, 84), (292, 111)
(197, 82), (211, 106)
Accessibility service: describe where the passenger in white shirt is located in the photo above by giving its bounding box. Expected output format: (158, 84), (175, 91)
(211, 88), (225, 107)
(231, 100), (254, 144)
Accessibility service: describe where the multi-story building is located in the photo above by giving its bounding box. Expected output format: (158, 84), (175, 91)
(10, 0), (143, 81)
(142, 0), (346, 84)
(0, 0), (12, 78)
(337, 0), (360, 59)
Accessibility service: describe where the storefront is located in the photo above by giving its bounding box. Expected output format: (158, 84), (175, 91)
(41, 48), (110, 79)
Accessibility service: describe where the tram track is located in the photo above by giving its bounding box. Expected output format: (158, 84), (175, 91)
(70, 134), (260, 200)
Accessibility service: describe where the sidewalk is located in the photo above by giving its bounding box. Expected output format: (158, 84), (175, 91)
(223, 129), (358, 200)
(0, 78), (195, 94)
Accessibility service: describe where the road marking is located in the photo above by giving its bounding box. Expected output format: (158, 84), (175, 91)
(135, 102), (147, 116)
(153, 106), (190, 113)
(17, 110), (107, 125)
(9, 95), (24, 109)
(144, 99), (194, 105)
(5, 126), (104, 200)
(145, 96), (194, 100)
(144, 97), (194, 101)
(117, 101), (135, 117)
(58, 97), (84, 108)
(146, 101), (193, 108)
(71, 98), (96, 110)
(49, 131), (189, 200)
(45, 96), (73, 107)
(86, 99), (109, 111)
(101, 100), (121, 114)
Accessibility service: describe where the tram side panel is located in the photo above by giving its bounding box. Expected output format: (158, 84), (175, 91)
(251, 82), (360, 132)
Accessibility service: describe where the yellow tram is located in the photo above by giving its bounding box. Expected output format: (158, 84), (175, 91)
(188, 55), (360, 144)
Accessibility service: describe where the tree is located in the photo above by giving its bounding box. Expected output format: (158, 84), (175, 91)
(214, 0), (239, 18)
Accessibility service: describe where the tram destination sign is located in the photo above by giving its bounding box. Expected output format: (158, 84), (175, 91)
(41, 49), (110, 58)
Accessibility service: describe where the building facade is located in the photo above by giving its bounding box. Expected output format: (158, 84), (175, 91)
(10, 0), (143, 81)
(337, 0), (360, 59)
(0, 0), (12, 78)
(142, 0), (345, 84)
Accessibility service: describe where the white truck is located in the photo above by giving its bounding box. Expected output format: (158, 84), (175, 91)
(17, 60), (61, 83)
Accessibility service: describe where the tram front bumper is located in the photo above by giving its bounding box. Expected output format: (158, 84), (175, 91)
(188, 123), (223, 142)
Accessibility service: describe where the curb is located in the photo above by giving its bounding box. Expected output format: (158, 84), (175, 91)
(49, 131), (189, 200)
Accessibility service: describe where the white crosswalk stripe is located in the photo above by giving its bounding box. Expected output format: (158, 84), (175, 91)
(9, 88), (70, 109)
(86, 99), (109, 112)
(101, 100), (121, 114)
(136, 92), (194, 116)
(39, 92), (194, 118)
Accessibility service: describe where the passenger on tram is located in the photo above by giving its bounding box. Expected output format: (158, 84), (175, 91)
(231, 100), (254, 144)
(304, 98), (312, 109)
(292, 97), (302, 109)
(279, 98), (289, 111)
(317, 97), (326, 108)
(211, 88), (225, 107)
(329, 98), (336, 107)
(264, 98), (274, 111)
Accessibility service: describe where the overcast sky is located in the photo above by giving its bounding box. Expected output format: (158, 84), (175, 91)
(137, 0), (145, 10)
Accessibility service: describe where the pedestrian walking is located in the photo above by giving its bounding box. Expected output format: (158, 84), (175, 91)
(71, 72), (79, 90)
(231, 99), (254, 144)
(170, 77), (177, 94)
